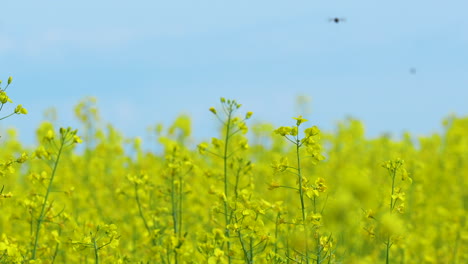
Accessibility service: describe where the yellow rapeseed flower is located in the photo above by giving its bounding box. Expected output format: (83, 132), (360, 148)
(73, 135), (83, 144)
(274, 126), (291, 136)
(293, 115), (308, 126)
(14, 104), (28, 114)
(197, 142), (208, 154)
(304, 126), (320, 137)
(45, 130), (55, 141)
(0, 91), (12, 104)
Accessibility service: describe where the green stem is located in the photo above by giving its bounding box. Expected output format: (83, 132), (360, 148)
(275, 212), (280, 257)
(170, 164), (182, 264)
(316, 236), (321, 264)
(178, 172), (183, 238)
(234, 165), (242, 201)
(295, 132), (309, 264)
(249, 236), (254, 264)
(0, 112), (16, 121)
(390, 169), (396, 212)
(51, 233), (60, 264)
(238, 230), (251, 264)
(134, 183), (154, 245)
(93, 235), (99, 264)
(31, 138), (65, 260)
(223, 108), (232, 263)
(386, 236), (391, 264)
(171, 169), (178, 235)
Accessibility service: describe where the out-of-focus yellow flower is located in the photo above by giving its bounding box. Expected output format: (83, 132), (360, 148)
(304, 126), (320, 137)
(268, 181), (281, 190)
(14, 104), (28, 114)
(271, 157), (289, 172)
(34, 146), (51, 160)
(45, 130), (55, 141)
(211, 138), (222, 149)
(73, 135), (82, 144)
(397, 203), (405, 214)
(308, 213), (322, 226)
(290, 126), (298, 136)
(293, 115), (308, 126)
(0, 91), (12, 104)
(239, 138), (249, 149)
(391, 190), (405, 202)
(364, 209), (375, 219)
(320, 235), (333, 252)
(306, 188), (319, 198)
(274, 126), (291, 136)
(380, 212), (405, 237)
(197, 142), (208, 154)
(1, 192), (13, 198)
(315, 177), (328, 192)
(238, 122), (248, 134)
(16, 152), (28, 163)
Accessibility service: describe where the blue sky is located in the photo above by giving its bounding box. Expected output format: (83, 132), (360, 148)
(1, 0), (467, 146)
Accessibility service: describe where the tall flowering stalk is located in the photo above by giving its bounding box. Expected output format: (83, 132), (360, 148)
(165, 145), (193, 264)
(381, 158), (411, 264)
(0, 76), (28, 121)
(198, 98), (252, 263)
(31, 127), (81, 260)
(272, 116), (329, 263)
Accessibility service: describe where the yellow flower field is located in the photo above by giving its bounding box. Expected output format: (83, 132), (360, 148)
(0, 83), (467, 263)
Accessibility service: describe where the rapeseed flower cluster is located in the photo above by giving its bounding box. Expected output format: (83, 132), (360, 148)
(0, 76), (27, 121)
(0, 95), (466, 263)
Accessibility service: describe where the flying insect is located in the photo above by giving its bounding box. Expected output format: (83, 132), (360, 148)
(329, 17), (346, 23)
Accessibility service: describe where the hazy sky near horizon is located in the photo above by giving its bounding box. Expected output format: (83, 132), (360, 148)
(1, 0), (467, 146)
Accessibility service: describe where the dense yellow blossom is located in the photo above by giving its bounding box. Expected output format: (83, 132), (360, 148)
(0, 97), (466, 263)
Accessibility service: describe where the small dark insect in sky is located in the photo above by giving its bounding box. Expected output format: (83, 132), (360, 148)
(409, 68), (417, 74)
(329, 17), (346, 23)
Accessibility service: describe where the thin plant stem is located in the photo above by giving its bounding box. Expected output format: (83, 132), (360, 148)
(386, 236), (390, 264)
(31, 138), (65, 260)
(93, 234), (99, 264)
(223, 107), (233, 264)
(134, 183), (154, 245)
(295, 130), (309, 264)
